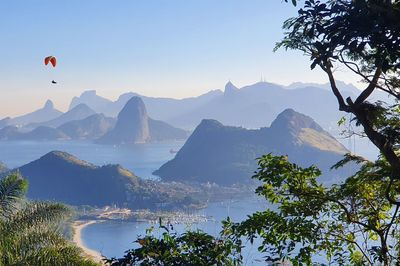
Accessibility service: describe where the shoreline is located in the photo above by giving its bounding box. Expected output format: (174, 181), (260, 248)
(72, 220), (104, 264)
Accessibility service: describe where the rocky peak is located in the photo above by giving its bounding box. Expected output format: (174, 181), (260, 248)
(98, 96), (150, 144)
(43, 100), (54, 109)
(197, 119), (224, 130)
(270, 108), (323, 134)
(118, 96), (148, 121)
(39, 151), (95, 168)
(224, 81), (239, 96)
(71, 103), (93, 112)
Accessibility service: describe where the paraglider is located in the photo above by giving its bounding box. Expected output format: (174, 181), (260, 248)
(44, 56), (57, 84)
(44, 56), (57, 67)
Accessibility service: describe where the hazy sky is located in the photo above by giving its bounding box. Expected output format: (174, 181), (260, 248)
(0, 0), (359, 117)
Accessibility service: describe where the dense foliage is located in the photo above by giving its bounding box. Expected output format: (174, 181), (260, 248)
(0, 173), (97, 265)
(105, 221), (242, 266)
(224, 0), (400, 265)
(224, 154), (400, 264)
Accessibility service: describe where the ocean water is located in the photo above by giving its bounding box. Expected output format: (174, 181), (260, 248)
(0, 140), (280, 264)
(0, 140), (184, 179)
(82, 198), (268, 264)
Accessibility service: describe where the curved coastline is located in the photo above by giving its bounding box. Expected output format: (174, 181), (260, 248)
(72, 220), (104, 264)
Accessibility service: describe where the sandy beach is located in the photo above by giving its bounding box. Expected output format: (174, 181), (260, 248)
(72, 220), (104, 264)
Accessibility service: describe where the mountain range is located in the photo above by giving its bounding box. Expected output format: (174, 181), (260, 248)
(69, 89), (222, 120)
(0, 80), (383, 159)
(154, 108), (351, 186)
(4, 80), (391, 133)
(27, 103), (97, 129)
(4, 100), (62, 127)
(0, 97), (187, 142)
(63, 81), (361, 131)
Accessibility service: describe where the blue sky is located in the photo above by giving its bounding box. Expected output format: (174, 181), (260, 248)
(0, 0), (357, 117)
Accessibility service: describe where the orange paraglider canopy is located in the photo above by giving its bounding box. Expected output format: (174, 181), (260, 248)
(44, 56), (57, 67)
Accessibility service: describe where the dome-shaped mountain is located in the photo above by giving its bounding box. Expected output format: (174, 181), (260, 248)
(98, 96), (150, 144)
(270, 108), (323, 134)
(15, 151), (140, 206)
(98, 96), (188, 144)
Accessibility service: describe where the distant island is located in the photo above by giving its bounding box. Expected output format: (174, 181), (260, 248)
(154, 109), (352, 186)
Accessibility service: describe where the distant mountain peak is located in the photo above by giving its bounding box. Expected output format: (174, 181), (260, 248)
(198, 119), (224, 129)
(121, 97), (147, 114)
(72, 103), (93, 111)
(117, 96), (149, 124)
(81, 90), (97, 97)
(40, 150), (95, 168)
(155, 109), (349, 186)
(270, 108), (323, 133)
(43, 100), (54, 109)
(98, 96), (187, 144)
(99, 96), (150, 144)
(224, 81), (239, 96)
(68, 90), (113, 113)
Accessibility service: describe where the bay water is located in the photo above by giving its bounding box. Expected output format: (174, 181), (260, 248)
(0, 140), (267, 264)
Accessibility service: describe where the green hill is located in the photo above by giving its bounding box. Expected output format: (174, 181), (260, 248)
(10, 151), (197, 209)
(154, 109), (350, 186)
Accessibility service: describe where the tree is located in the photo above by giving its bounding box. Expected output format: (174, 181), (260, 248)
(0, 173), (98, 265)
(224, 154), (400, 264)
(275, 0), (400, 171)
(224, 1), (400, 265)
(105, 221), (242, 266)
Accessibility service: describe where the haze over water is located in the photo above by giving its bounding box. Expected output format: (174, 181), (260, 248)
(0, 140), (184, 179)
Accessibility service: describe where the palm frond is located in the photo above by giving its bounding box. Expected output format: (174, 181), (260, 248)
(1, 227), (99, 266)
(6, 201), (72, 232)
(0, 173), (28, 219)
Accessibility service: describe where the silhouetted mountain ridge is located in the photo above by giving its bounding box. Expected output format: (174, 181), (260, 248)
(57, 114), (116, 140)
(8, 151), (198, 209)
(29, 103), (96, 128)
(8, 100), (63, 126)
(154, 109), (349, 185)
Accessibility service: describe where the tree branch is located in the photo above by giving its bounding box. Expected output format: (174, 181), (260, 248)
(355, 67), (382, 105)
(319, 62), (350, 112)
